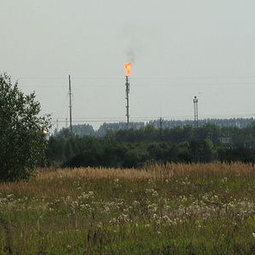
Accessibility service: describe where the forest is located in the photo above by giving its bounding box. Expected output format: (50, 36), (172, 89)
(70, 118), (255, 137)
(47, 121), (255, 168)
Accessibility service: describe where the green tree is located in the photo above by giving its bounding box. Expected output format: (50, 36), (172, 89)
(200, 138), (217, 162)
(0, 74), (50, 181)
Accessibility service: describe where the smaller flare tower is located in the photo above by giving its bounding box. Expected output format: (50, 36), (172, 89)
(193, 96), (199, 128)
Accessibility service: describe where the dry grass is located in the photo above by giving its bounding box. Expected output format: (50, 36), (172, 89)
(36, 162), (255, 181)
(0, 162), (252, 195)
(36, 167), (153, 181)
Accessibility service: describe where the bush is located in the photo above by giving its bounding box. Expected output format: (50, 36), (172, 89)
(0, 74), (50, 181)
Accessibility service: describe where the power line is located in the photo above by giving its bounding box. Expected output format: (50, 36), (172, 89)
(52, 115), (255, 125)
(17, 80), (255, 88)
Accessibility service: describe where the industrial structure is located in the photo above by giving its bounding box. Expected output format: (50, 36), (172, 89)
(124, 63), (132, 128)
(63, 69), (204, 133)
(193, 96), (199, 128)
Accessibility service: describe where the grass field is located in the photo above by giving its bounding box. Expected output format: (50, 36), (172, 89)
(0, 163), (255, 254)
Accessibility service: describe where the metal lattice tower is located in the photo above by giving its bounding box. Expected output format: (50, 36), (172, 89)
(193, 96), (199, 128)
(125, 76), (130, 128)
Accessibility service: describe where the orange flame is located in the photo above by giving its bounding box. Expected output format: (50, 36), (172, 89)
(125, 63), (132, 76)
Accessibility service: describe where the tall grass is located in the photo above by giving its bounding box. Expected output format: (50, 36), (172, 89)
(0, 163), (254, 254)
(37, 162), (255, 180)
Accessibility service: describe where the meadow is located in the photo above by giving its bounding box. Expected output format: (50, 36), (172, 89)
(0, 163), (255, 254)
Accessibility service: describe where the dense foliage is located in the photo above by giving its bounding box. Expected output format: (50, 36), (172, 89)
(0, 74), (50, 181)
(47, 123), (255, 168)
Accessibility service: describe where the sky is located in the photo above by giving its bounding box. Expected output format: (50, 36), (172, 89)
(1, 0), (255, 129)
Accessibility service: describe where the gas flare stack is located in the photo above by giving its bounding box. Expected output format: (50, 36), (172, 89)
(124, 63), (132, 128)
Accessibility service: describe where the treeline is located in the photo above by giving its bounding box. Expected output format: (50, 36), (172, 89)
(47, 123), (255, 168)
(65, 118), (255, 137)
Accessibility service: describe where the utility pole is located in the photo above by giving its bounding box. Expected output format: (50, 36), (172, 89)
(56, 119), (59, 132)
(193, 96), (199, 128)
(125, 75), (130, 128)
(68, 75), (73, 132)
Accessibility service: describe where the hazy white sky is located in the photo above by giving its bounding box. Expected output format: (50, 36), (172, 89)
(1, 0), (255, 128)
